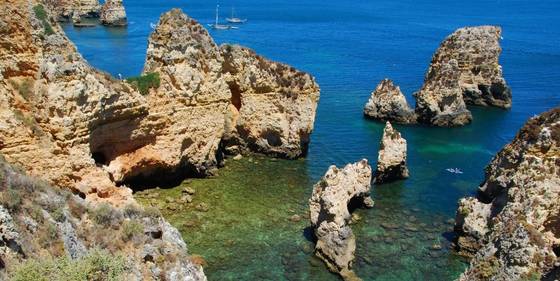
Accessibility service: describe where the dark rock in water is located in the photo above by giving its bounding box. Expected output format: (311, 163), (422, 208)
(414, 26), (511, 127)
(374, 122), (409, 184)
(364, 79), (416, 124)
(454, 108), (560, 280)
(309, 160), (373, 280)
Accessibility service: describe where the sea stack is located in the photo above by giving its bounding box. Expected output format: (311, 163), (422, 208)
(309, 159), (374, 281)
(374, 122), (409, 184)
(454, 108), (559, 280)
(220, 44), (320, 158)
(414, 26), (511, 126)
(100, 0), (127, 26)
(363, 79), (416, 124)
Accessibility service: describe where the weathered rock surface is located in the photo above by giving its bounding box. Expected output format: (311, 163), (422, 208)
(45, 0), (100, 21)
(363, 79), (416, 124)
(309, 159), (374, 280)
(374, 121), (409, 184)
(454, 107), (560, 280)
(220, 44), (320, 158)
(100, 0), (127, 26)
(105, 8), (231, 183)
(414, 26), (511, 126)
(0, 158), (206, 280)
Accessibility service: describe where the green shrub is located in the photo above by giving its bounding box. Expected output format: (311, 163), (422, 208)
(10, 248), (126, 281)
(51, 207), (65, 222)
(1, 188), (22, 212)
(126, 72), (161, 95)
(121, 220), (144, 241)
(122, 203), (142, 218)
(143, 206), (161, 218)
(91, 203), (121, 226)
(33, 5), (54, 36)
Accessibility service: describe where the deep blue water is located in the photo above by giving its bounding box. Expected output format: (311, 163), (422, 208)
(63, 0), (560, 279)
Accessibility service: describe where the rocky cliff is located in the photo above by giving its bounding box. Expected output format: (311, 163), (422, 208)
(309, 160), (374, 281)
(374, 122), (409, 184)
(45, 0), (100, 21)
(414, 26), (511, 126)
(454, 108), (559, 280)
(363, 79), (416, 124)
(0, 157), (206, 280)
(220, 44), (320, 158)
(100, 0), (127, 26)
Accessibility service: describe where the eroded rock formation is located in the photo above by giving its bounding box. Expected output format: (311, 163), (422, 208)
(374, 121), (409, 184)
(414, 26), (511, 126)
(220, 44), (320, 158)
(0, 158), (206, 280)
(105, 8), (231, 183)
(363, 79), (416, 124)
(454, 108), (560, 280)
(309, 159), (374, 280)
(45, 0), (100, 21)
(100, 0), (127, 26)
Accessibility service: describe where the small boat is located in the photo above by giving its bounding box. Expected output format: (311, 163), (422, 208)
(226, 8), (247, 24)
(208, 5), (237, 30)
(446, 168), (463, 174)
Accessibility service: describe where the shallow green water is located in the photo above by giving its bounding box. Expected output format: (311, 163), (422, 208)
(135, 155), (467, 280)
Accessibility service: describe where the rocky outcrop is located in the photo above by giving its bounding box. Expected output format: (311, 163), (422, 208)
(100, 0), (127, 26)
(414, 26), (511, 126)
(105, 8), (231, 183)
(309, 160), (374, 280)
(363, 79), (416, 124)
(0, 157), (206, 280)
(220, 44), (320, 158)
(45, 0), (100, 21)
(374, 121), (409, 184)
(454, 108), (560, 280)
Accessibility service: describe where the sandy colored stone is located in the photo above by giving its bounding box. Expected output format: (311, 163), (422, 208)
(374, 122), (409, 184)
(455, 108), (560, 280)
(45, 0), (100, 21)
(415, 26), (511, 126)
(364, 79), (416, 124)
(309, 159), (373, 280)
(100, 0), (127, 26)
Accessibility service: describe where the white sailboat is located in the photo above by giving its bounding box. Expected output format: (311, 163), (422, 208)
(226, 7), (247, 24)
(209, 5), (237, 30)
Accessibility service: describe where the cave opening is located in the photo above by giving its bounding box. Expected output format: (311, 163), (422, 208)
(228, 81), (242, 111)
(347, 195), (367, 214)
(91, 151), (107, 166)
(261, 129), (282, 147)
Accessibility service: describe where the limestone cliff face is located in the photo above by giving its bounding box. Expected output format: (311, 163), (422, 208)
(100, 0), (127, 26)
(0, 0), (149, 204)
(415, 26), (511, 126)
(309, 160), (374, 281)
(0, 158), (206, 280)
(45, 0), (100, 21)
(454, 108), (560, 280)
(220, 44), (320, 158)
(363, 79), (416, 124)
(374, 122), (409, 184)
(105, 9), (231, 183)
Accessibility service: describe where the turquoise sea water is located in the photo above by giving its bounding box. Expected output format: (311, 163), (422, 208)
(62, 0), (560, 280)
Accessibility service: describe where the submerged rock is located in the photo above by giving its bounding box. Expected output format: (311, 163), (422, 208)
(309, 159), (373, 280)
(220, 44), (320, 159)
(414, 26), (511, 126)
(364, 79), (416, 124)
(454, 108), (560, 280)
(100, 0), (127, 26)
(374, 122), (409, 184)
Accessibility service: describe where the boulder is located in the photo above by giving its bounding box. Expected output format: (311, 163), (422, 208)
(220, 44), (320, 158)
(374, 122), (409, 184)
(414, 26), (511, 126)
(363, 79), (416, 124)
(45, 0), (100, 21)
(100, 0), (127, 26)
(309, 159), (373, 280)
(455, 108), (560, 280)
